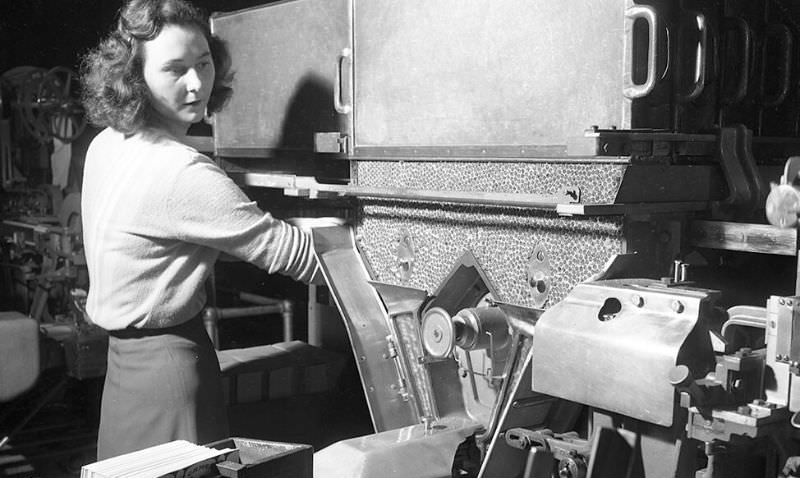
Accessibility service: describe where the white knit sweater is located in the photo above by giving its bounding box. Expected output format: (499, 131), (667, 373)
(81, 128), (317, 330)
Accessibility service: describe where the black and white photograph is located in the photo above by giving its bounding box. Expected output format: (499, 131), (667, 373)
(3, 1), (800, 477)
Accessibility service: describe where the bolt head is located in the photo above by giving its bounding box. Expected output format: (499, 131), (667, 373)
(671, 300), (685, 313)
(432, 327), (443, 342)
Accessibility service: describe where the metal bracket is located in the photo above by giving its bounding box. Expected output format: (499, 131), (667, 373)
(567, 127), (717, 158)
(716, 126), (765, 216)
(395, 230), (416, 283)
(314, 132), (349, 153)
(526, 245), (552, 308)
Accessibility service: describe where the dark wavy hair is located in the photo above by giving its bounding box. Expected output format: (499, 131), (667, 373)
(80, 0), (233, 134)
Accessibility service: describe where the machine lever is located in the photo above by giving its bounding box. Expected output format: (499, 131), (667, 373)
(669, 364), (709, 409)
(505, 427), (554, 450)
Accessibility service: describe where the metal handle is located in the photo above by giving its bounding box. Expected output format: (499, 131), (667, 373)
(677, 13), (707, 102)
(760, 23), (793, 108)
(334, 47), (352, 114)
(721, 17), (752, 105)
(623, 5), (658, 99)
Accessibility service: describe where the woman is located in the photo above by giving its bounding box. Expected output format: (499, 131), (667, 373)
(80, 0), (318, 459)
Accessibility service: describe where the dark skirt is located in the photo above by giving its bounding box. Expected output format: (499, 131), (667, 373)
(97, 316), (229, 460)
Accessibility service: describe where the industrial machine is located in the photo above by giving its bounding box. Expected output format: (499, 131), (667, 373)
(210, 0), (800, 476)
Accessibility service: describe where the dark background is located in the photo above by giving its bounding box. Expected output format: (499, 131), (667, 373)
(0, 0), (277, 75)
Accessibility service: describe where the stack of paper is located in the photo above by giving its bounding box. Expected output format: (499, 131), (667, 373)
(81, 440), (238, 478)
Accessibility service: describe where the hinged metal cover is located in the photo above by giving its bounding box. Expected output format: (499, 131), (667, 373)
(531, 279), (716, 426)
(211, 0), (352, 156)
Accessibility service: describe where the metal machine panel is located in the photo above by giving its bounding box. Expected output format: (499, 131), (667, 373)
(531, 279), (716, 426)
(354, 161), (630, 307)
(358, 204), (625, 308)
(352, 0), (671, 151)
(312, 226), (418, 432)
(210, 0), (352, 155)
(314, 416), (482, 478)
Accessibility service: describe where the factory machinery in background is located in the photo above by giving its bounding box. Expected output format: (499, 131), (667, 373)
(209, 0), (800, 476)
(0, 64), (106, 477)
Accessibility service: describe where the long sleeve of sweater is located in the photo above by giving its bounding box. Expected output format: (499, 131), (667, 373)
(165, 157), (317, 284)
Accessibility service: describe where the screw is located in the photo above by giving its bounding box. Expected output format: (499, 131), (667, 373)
(432, 327), (443, 342)
(671, 300), (684, 314)
(673, 260), (682, 283)
(421, 416), (434, 433)
(631, 295), (644, 307)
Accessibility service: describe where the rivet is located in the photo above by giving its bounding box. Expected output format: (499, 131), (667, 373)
(671, 300), (685, 314)
(780, 298), (786, 305)
(631, 295), (644, 307)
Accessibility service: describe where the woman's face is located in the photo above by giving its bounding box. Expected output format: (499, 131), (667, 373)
(141, 24), (215, 136)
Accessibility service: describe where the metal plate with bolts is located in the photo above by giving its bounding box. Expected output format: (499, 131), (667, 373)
(396, 229), (416, 282)
(527, 245), (552, 308)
